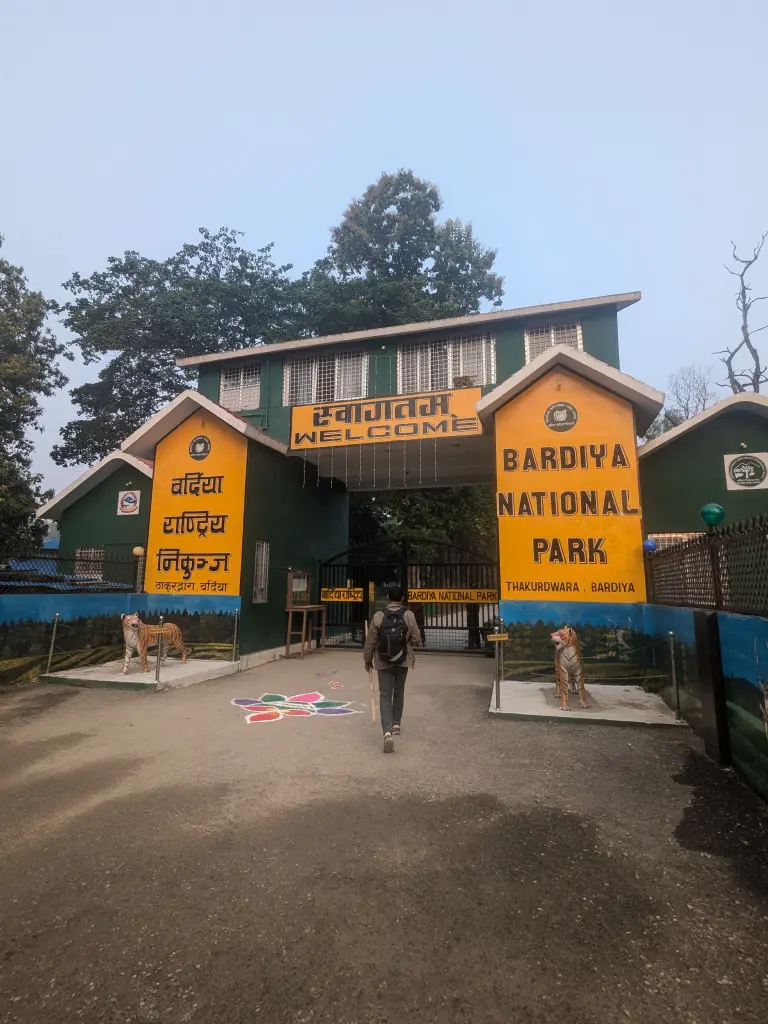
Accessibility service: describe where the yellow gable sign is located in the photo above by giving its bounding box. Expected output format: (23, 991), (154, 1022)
(144, 412), (247, 596)
(495, 369), (646, 602)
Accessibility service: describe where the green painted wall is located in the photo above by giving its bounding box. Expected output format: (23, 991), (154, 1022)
(238, 442), (349, 655)
(197, 364), (220, 401)
(208, 308), (622, 445)
(581, 309), (620, 369)
(59, 469), (152, 556)
(639, 411), (768, 533)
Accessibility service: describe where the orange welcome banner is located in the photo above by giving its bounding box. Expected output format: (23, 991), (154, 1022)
(290, 389), (482, 449)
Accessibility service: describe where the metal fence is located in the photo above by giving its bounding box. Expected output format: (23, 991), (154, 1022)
(647, 514), (768, 616)
(0, 552), (140, 595)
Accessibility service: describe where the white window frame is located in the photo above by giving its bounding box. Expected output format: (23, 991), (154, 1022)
(252, 540), (270, 603)
(396, 333), (496, 395)
(282, 351), (369, 406)
(220, 362), (261, 412)
(523, 322), (583, 364)
(74, 546), (105, 580)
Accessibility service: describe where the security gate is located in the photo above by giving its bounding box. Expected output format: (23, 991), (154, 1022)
(319, 540), (499, 654)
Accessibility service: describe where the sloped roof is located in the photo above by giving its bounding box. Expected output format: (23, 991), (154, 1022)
(476, 346), (664, 434)
(638, 393), (768, 458)
(120, 389), (288, 460)
(177, 291), (642, 369)
(36, 452), (153, 521)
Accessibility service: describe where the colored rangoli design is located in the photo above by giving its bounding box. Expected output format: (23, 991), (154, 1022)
(231, 691), (360, 724)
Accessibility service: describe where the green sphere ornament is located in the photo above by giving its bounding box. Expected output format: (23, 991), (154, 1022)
(700, 503), (725, 528)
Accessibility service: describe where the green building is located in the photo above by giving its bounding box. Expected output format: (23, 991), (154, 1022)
(185, 291), (635, 450)
(639, 394), (768, 535)
(40, 290), (640, 554)
(37, 452), (154, 561)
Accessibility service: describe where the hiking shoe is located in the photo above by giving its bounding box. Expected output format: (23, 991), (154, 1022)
(383, 732), (395, 753)
(392, 724), (401, 736)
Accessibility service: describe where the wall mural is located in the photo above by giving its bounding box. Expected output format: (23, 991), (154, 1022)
(499, 600), (701, 725)
(718, 612), (768, 803)
(0, 593), (239, 686)
(231, 692), (361, 723)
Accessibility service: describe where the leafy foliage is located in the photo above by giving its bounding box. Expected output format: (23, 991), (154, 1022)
(351, 487), (497, 558)
(0, 456), (52, 555)
(0, 237), (69, 554)
(52, 228), (298, 466)
(295, 170), (504, 336)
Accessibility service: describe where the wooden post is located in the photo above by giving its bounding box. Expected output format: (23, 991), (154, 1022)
(231, 608), (239, 662)
(46, 613), (59, 675)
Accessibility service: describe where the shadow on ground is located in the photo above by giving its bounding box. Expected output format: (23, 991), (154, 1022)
(0, 688), (80, 726)
(1, 781), (766, 1024)
(673, 747), (768, 901)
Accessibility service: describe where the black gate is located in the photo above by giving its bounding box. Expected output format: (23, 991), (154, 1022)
(319, 540), (499, 654)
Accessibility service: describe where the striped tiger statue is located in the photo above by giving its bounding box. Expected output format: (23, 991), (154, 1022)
(121, 613), (188, 674)
(551, 626), (589, 711)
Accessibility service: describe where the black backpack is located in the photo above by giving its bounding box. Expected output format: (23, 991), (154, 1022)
(377, 608), (408, 664)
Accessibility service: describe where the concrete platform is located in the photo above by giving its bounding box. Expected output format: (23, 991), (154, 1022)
(41, 658), (240, 692)
(489, 679), (685, 728)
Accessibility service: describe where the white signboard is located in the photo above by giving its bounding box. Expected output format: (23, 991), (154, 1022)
(724, 453), (768, 490)
(117, 489), (141, 515)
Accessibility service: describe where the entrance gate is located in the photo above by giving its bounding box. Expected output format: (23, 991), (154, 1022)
(319, 540), (499, 654)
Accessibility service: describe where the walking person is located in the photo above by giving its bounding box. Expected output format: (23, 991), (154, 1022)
(364, 585), (421, 753)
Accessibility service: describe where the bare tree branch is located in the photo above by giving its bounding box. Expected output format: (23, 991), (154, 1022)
(717, 231), (768, 393)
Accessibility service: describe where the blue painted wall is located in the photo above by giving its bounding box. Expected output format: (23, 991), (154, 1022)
(717, 611), (768, 802)
(0, 592), (240, 625)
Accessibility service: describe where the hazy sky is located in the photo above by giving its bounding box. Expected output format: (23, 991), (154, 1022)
(3, 0), (766, 493)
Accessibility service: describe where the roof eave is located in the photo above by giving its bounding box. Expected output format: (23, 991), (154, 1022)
(120, 390), (288, 460)
(476, 347), (664, 435)
(35, 452), (153, 521)
(176, 291), (642, 369)
(638, 393), (768, 457)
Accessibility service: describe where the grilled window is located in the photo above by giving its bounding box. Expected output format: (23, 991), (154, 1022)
(282, 351), (368, 406)
(524, 322), (582, 363)
(74, 546), (105, 580)
(397, 334), (496, 394)
(220, 362), (261, 411)
(252, 540), (270, 603)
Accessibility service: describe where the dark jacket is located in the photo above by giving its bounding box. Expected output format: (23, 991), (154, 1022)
(364, 602), (421, 670)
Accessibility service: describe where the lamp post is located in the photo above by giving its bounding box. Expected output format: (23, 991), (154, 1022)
(132, 546), (145, 592)
(700, 504), (725, 608)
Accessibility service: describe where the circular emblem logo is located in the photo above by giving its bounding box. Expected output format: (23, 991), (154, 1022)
(544, 402), (578, 432)
(119, 491), (138, 514)
(728, 454), (767, 488)
(189, 435), (212, 461)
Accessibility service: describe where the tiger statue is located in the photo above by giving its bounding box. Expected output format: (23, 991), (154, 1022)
(551, 626), (589, 710)
(121, 613), (188, 674)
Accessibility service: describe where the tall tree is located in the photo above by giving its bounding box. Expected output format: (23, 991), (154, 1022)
(0, 236), (70, 553)
(716, 231), (768, 393)
(316, 171), (504, 553)
(295, 170), (504, 335)
(52, 228), (298, 467)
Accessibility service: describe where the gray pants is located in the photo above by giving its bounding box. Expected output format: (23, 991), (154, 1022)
(377, 664), (408, 735)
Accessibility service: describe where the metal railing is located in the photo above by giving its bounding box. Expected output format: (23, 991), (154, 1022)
(647, 514), (768, 616)
(0, 552), (140, 594)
